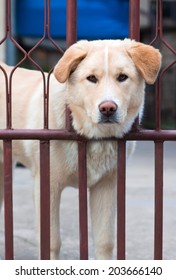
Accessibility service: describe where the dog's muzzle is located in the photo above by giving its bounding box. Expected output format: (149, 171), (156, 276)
(98, 100), (118, 123)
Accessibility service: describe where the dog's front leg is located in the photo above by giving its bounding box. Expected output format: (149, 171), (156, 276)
(89, 175), (116, 260)
(50, 185), (62, 260)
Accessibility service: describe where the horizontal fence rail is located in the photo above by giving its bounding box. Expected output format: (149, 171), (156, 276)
(1, 129), (176, 141)
(0, 0), (175, 260)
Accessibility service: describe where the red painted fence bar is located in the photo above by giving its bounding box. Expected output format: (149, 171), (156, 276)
(129, 0), (140, 41)
(129, 0), (140, 131)
(154, 141), (164, 260)
(65, 0), (77, 132)
(78, 141), (88, 260)
(66, 0), (89, 260)
(117, 140), (126, 260)
(66, 0), (77, 48)
(3, 140), (13, 260)
(40, 140), (50, 260)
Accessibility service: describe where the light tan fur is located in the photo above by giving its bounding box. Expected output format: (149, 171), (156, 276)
(0, 39), (161, 259)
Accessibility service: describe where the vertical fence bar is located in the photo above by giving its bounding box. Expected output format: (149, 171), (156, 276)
(155, 0), (162, 131)
(78, 141), (88, 260)
(3, 1), (13, 259)
(39, 1), (51, 260)
(117, 140), (126, 260)
(66, 0), (77, 131)
(40, 140), (50, 259)
(155, 78), (162, 131)
(66, 0), (77, 47)
(154, 141), (163, 260)
(3, 140), (13, 259)
(129, 0), (140, 41)
(129, 0), (140, 131)
(6, 0), (12, 129)
(44, 0), (49, 130)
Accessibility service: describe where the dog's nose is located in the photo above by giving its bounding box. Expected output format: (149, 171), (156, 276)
(99, 101), (117, 117)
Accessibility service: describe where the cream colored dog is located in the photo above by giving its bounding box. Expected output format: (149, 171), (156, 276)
(0, 39), (161, 259)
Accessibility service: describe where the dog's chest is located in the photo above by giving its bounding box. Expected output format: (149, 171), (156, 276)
(66, 141), (117, 188)
(87, 141), (117, 187)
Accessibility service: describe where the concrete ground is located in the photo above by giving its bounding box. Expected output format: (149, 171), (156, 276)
(0, 141), (176, 260)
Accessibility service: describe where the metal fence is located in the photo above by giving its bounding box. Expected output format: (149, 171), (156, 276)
(0, 0), (176, 260)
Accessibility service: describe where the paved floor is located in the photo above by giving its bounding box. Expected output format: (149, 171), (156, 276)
(0, 141), (176, 260)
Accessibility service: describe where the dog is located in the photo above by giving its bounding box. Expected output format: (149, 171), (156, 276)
(0, 39), (161, 259)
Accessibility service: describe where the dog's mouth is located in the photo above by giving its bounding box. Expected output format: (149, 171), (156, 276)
(98, 114), (119, 124)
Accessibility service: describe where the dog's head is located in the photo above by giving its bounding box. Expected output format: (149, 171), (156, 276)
(54, 39), (161, 138)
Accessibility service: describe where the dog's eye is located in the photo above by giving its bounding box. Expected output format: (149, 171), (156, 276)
(117, 74), (128, 82)
(87, 75), (98, 83)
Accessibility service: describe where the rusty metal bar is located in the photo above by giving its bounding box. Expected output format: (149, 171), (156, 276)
(5, 0), (12, 129)
(3, 140), (13, 259)
(66, 0), (77, 48)
(154, 141), (163, 260)
(155, 78), (161, 131)
(129, 0), (140, 131)
(65, 0), (77, 132)
(78, 141), (88, 260)
(43, 0), (49, 130)
(117, 140), (126, 260)
(40, 140), (50, 259)
(129, 0), (140, 41)
(125, 130), (176, 141)
(155, 0), (162, 131)
(1, 129), (176, 141)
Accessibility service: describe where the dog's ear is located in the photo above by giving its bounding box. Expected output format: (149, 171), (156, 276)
(54, 41), (89, 83)
(127, 41), (162, 84)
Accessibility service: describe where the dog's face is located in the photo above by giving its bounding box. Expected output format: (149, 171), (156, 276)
(54, 39), (161, 138)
